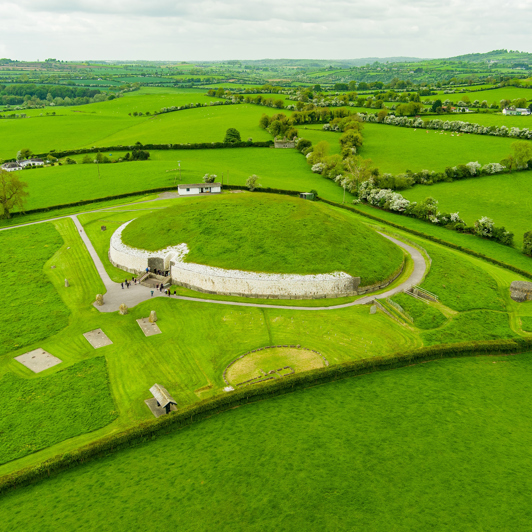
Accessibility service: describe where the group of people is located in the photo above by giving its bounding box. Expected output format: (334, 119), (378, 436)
(144, 267), (168, 277)
(150, 287), (177, 297)
(121, 278), (137, 289)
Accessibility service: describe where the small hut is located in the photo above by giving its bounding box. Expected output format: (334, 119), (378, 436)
(149, 383), (177, 415)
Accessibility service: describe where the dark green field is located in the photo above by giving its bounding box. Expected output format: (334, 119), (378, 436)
(3, 354), (532, 531)
(0, 358), (117, 464)
(0, 223), (70, 357)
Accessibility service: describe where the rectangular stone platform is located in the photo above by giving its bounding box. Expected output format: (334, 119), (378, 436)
(83, 329), (113, 349)
(137, 318), (162, 337)
(15, 349), (62, 373)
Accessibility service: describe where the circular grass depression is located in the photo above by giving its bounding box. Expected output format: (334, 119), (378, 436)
(121, 193), (404, 285)
(224, 346), (328, 387)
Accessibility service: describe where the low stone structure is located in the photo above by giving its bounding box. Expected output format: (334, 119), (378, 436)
(274, 138), (295, 148)
(83, 329), (113, 349)
(95, 294), (104, 306)
(510, 281), (532, 302)
(15, 349), (62, 373)
(119, 303), (128, 315)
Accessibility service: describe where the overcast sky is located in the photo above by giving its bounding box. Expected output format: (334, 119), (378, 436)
(1, 0), (531, 61)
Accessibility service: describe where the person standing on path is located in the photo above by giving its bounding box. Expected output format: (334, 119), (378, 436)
(151, 290), (154, 297)
(121, 282), (124, 289)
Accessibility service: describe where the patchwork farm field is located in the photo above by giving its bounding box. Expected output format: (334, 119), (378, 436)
(4, 354), (532, 531)
(359, 123), (515, 173)
(403, 170), (532, 246)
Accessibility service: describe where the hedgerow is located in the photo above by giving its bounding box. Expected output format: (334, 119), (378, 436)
(2, 338), (531, 495)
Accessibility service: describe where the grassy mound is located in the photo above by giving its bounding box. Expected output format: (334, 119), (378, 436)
(121, 193), (404, 284)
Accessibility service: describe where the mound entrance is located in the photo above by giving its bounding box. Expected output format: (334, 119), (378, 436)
(224, 346), (328, 388)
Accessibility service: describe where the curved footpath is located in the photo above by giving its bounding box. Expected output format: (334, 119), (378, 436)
(69, 216), (427, 312)
(0, 208), (427, 311)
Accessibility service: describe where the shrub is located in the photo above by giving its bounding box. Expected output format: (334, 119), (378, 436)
(523, 231), (532, 256)
(223, 128), (242, 143)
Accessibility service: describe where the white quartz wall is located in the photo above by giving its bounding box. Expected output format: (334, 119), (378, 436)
(109, 221), (361, 298)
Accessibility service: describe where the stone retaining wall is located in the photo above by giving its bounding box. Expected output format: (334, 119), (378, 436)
(109, 221), (404, 300)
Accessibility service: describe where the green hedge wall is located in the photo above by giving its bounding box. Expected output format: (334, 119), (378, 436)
(2, 338), (532, 495)
(2, 141), (275, 162)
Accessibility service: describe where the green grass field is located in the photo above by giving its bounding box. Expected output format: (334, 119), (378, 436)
(122, 194), (404, 282)
(390, 292), (447, 329)
(359, 123), (515, 174)
(0, 357), (117, 464)
(403, 170), (532, 246)
(14, 148), (350, 211)
(4, 353), (532, 530)
(353, 203), (532, 275)
(438, 86), (532, 104)
(90, 104), (270, 147)
(420, 242), (505, 311)
(0, 223), (70, 357)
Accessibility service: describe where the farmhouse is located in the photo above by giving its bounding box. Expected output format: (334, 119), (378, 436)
(1, 162), (22, 172)
(19, 158), (44, 167)
(178, 182), (221, 196)
(503, 108), (531, 116)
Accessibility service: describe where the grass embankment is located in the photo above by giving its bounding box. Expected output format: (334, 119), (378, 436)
(391, 292), (447, 329)
(121, 193), (404, 283)
(0, 358), (117, 465)
(0, 223), (70, 357)
(403, 170), (532, 246)
(420, 242), (506, 311)
(4, 354), (532, 530)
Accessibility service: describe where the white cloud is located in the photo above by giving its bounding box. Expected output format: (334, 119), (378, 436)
(2, 0), (531, 60)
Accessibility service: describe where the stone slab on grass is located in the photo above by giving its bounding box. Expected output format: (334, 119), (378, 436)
(83, 329), (113, 349)
(137, 318), (162, 337)
(15, 349), (62, 373)
(144, 397), (177, 418)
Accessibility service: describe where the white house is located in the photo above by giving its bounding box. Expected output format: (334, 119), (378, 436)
(1, 162), (22, 172)
(178, 183), (222, 196)
(503, 108), (531, 116)
(19, 158), (44, 168)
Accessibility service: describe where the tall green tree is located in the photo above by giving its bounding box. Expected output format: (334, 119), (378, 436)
(0, 169), (29, 218)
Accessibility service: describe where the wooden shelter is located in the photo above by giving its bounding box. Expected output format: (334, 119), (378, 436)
(149, 383), (177, 414)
